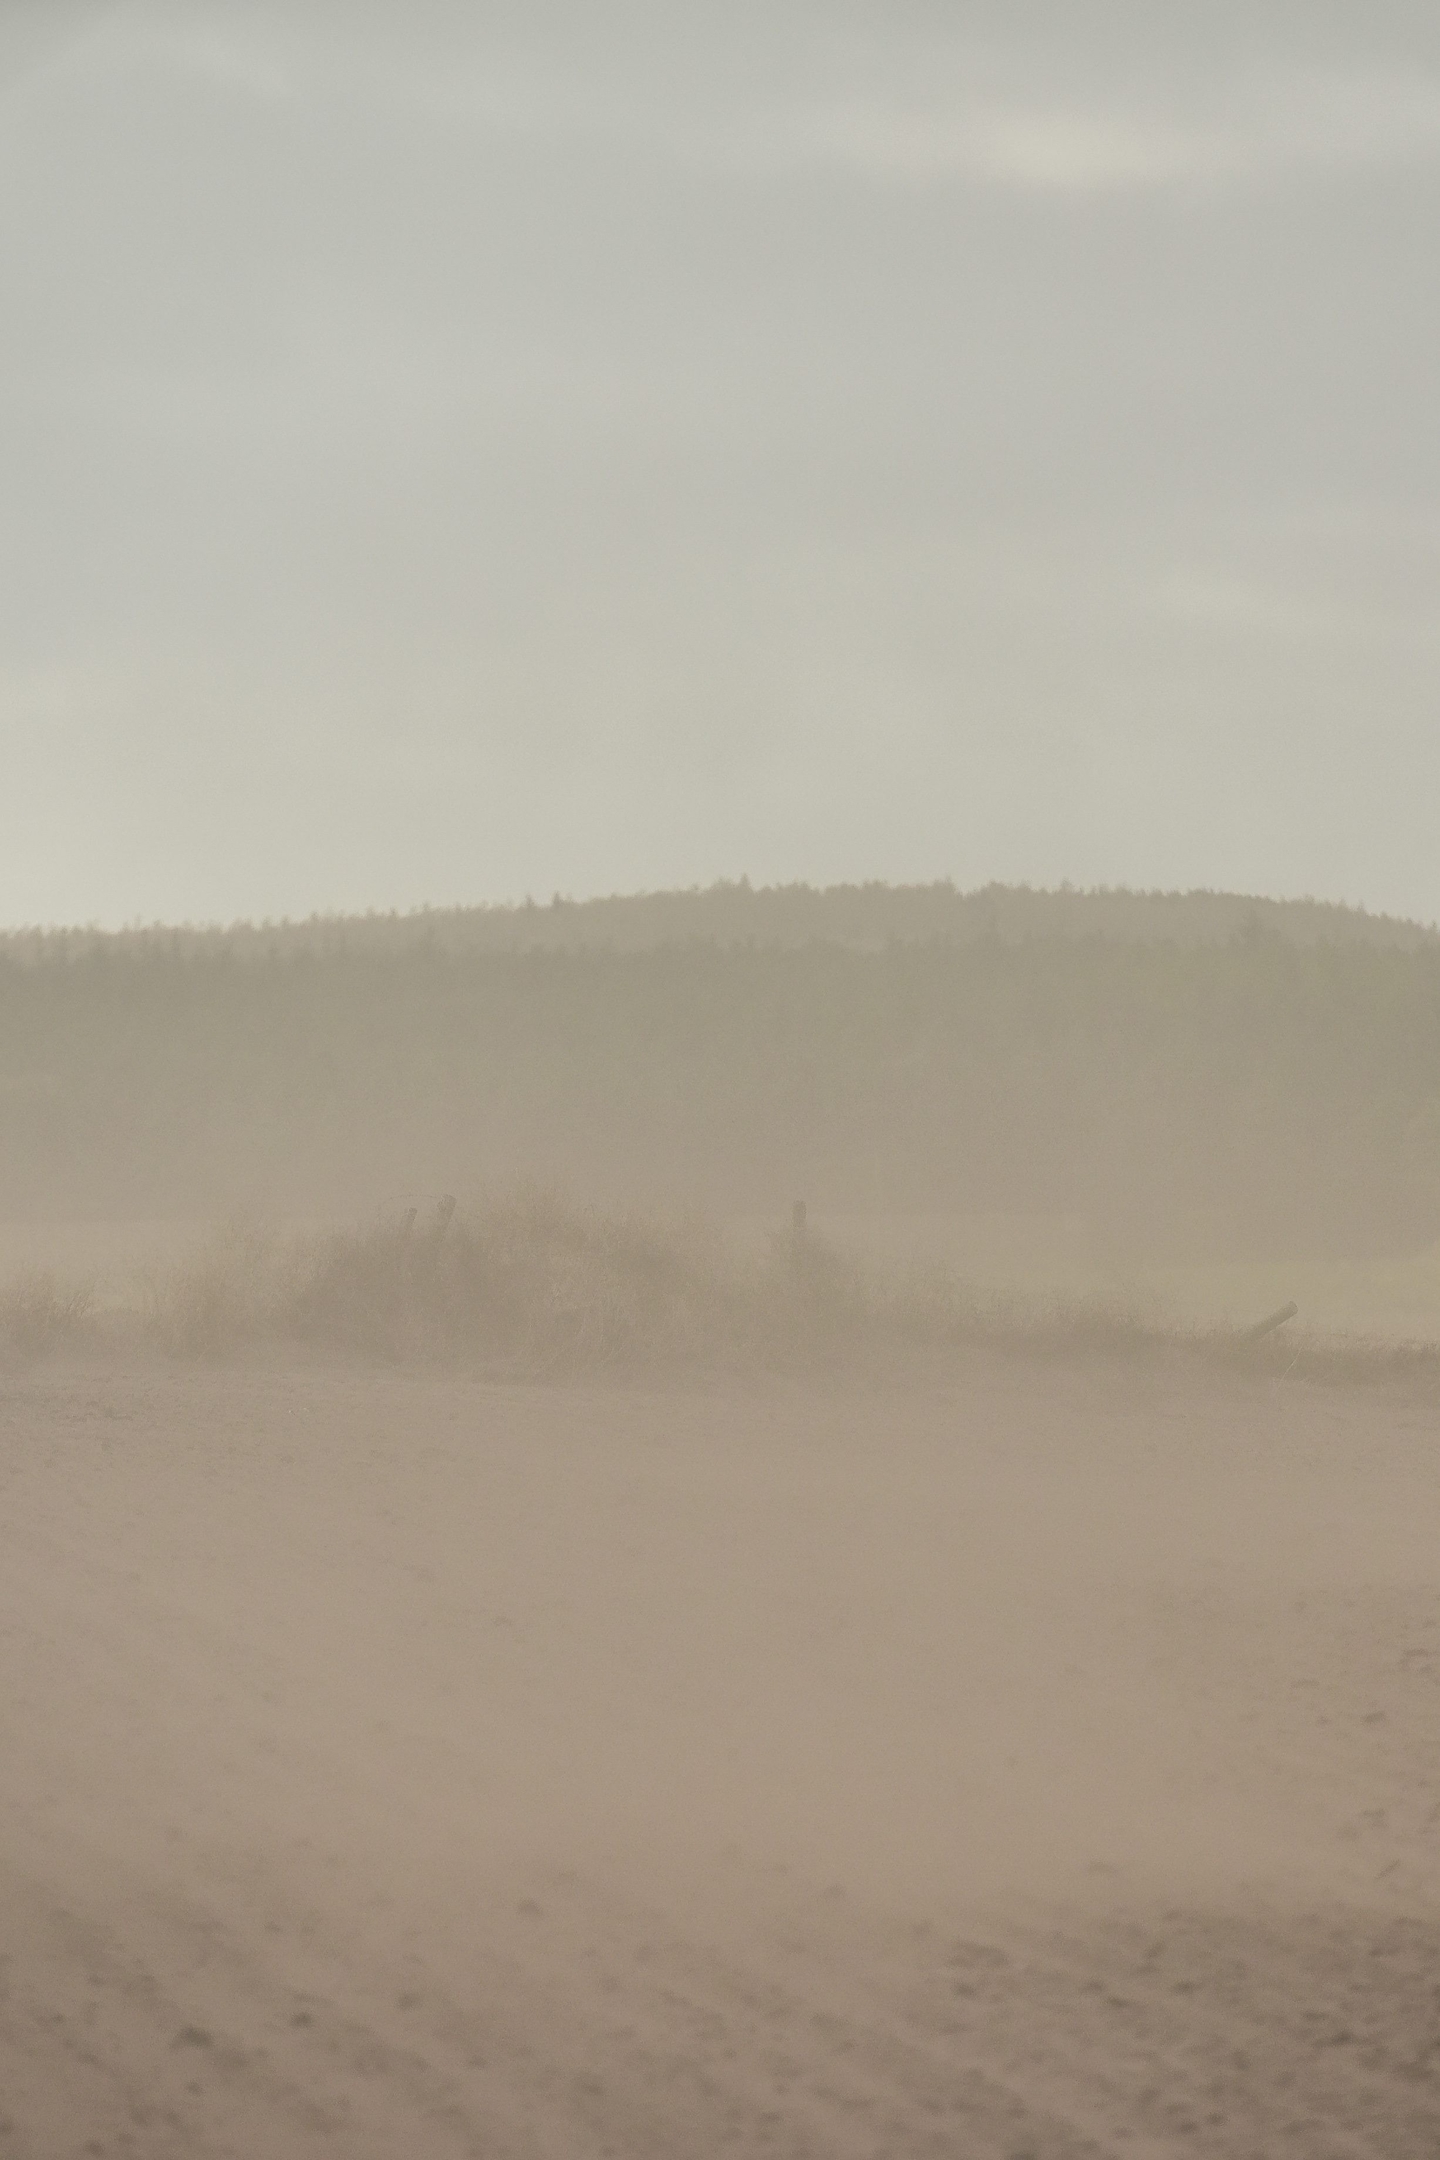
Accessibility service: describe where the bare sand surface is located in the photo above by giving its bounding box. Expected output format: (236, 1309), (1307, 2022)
(2, 1354), (1438, 2156)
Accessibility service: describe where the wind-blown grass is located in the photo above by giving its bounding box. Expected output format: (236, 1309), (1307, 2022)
(3, 1189), (1436, 1384)
(0, 1266), (95, 1363)
(124, 1191), (1440, 1388)
(140, 1220), (303, 1359)
(144, 1194), (855, 1370)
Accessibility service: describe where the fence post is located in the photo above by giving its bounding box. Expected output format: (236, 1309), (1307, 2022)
(1237, 1300), (1298, 1346)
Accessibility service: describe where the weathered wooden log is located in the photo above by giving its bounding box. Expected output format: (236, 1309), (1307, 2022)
(1237, 1300), (1298, 1346)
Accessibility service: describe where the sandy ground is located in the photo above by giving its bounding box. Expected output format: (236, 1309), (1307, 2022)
(2, 1353), (1438, 2157)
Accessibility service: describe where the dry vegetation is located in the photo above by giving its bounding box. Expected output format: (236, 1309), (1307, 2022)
(8, 1190), (1436, 1389)
(0, 1265), (95, 1362)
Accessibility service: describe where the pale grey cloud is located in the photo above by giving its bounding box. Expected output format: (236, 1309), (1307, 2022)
(775, 71), (1440, 191)
(0, 0), (123, 88)
(2, 2), (1438, 925)
(136, 2), (1440, 194)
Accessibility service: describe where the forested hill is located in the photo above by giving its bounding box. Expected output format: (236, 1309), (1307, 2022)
(3, 881), (1436, 962)
(3, 927), (1439, 1253)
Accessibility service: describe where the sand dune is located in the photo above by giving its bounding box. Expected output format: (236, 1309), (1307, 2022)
(2, 1357), (1438, 2155)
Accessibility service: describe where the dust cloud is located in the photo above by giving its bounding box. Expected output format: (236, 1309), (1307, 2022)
(4, 890), (1440, 2150)
(3, 1349), (1439, 2154)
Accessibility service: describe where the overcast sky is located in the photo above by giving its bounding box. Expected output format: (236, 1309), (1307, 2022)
(4, 1), (1439, 926)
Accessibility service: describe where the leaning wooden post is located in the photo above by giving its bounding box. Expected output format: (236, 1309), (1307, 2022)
(1237, 1300), (1298, 1346)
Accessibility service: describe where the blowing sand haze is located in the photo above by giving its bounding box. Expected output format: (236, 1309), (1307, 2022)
(7, 0), (1440, 2150)
(3, 1344), (1439, 2155)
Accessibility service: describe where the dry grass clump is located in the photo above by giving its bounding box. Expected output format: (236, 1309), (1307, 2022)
(882, 1257), (1174, 1358)
(141, 1221), (304, 1359)
(137, 1192), (883, 1371)
(15, 1189), (1436, 1386)
(292, 1191), (755, 1368)
(135, 1190), (1359, 1382)
(0, 1267), (96, 1362)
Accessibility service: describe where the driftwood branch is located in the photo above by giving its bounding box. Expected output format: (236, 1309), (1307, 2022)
(1236, 1300), (1298, 1346)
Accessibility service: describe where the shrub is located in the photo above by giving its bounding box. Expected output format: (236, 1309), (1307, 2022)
(0, 1267), (95, 1361)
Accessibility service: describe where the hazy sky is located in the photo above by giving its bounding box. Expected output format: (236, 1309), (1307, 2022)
(4, 1), (1439, 926)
